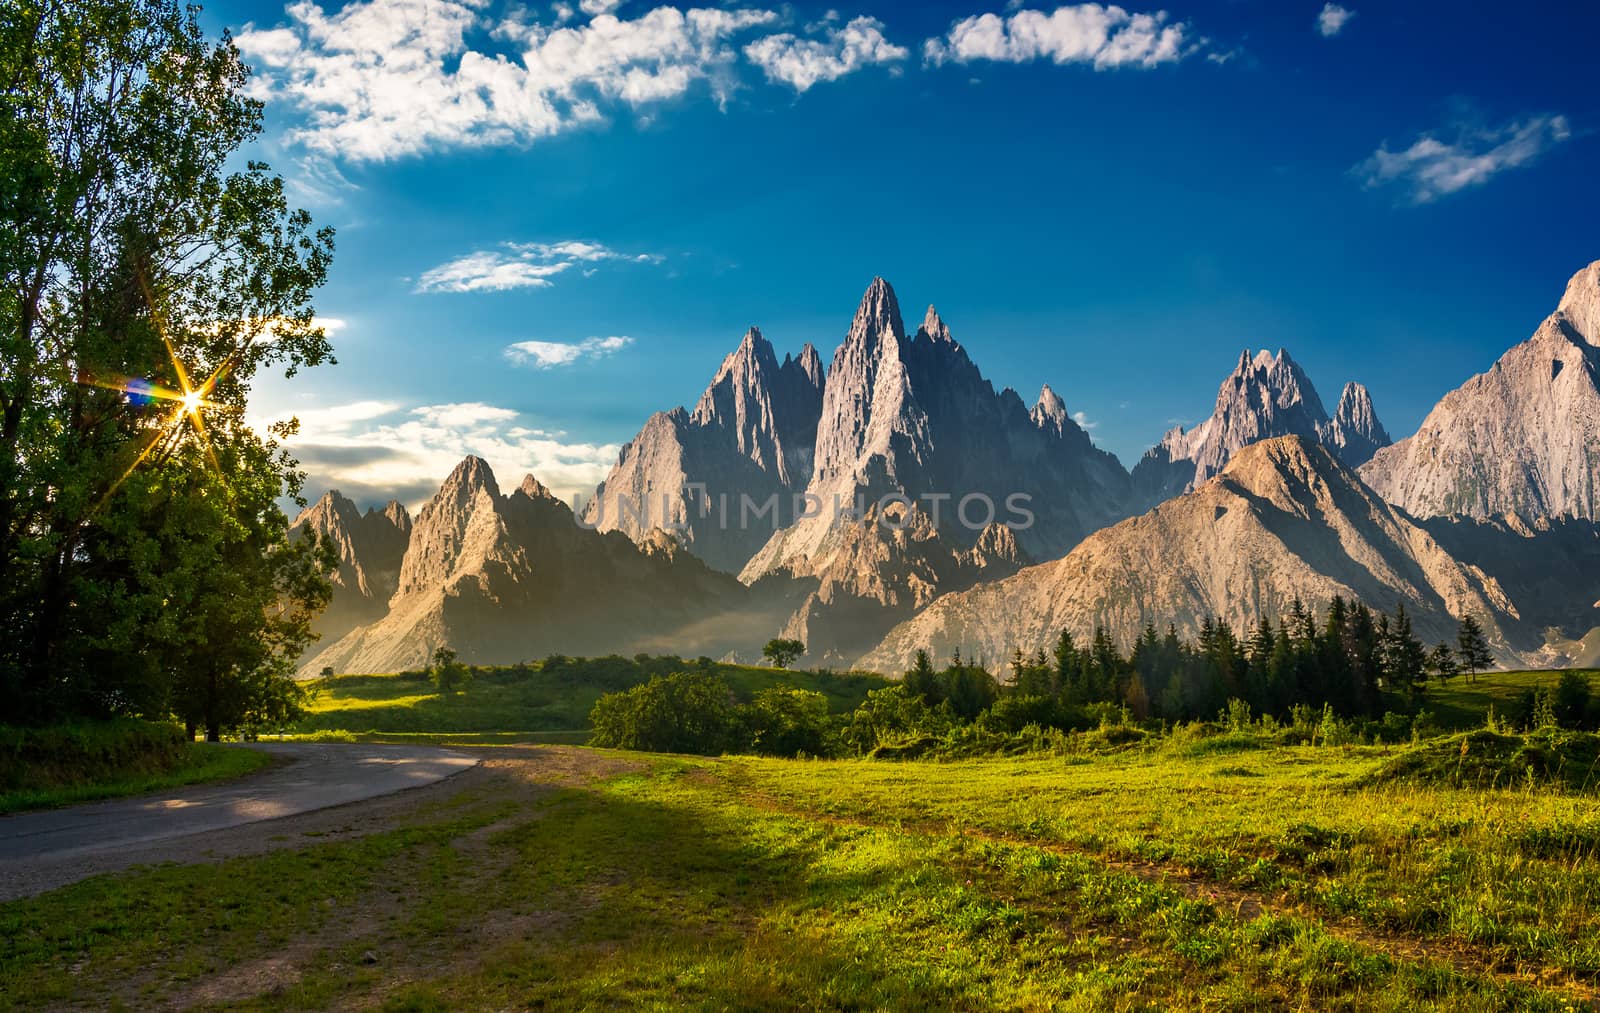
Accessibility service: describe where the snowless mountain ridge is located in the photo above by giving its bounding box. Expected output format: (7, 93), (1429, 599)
(296, 262), (1600, 673)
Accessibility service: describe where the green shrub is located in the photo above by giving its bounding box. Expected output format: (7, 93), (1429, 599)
(0, 719), (187, 791)
(747, 688), (830, 757)
(587, 672), (743, 755)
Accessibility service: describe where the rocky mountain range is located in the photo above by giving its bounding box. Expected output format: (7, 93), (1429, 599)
(1361, 262), (1600, 522)
(295, 458), (798, 676)
(737, 279), (1135, 661)
(297, 262), (1600, 676)
(582, 328), (824, 574)
(1132, 348), (1390, 508)
(290, 492), (411, 646)
(861, 435), (1599, 673)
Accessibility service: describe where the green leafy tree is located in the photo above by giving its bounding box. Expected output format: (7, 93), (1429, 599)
(747, 688), (830, 757)
(587, 671), (741, 755)
(761, 638), (805, 669)
(1, 0), (335, 722)
(1455, 616), (1494, 683)
(428, 646), (471, 696)
(1555, 670), (1592, 730)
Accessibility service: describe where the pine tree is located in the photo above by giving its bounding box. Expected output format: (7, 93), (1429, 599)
(1456, 615), (1493, 683)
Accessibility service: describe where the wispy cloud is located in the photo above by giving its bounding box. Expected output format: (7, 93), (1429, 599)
(923, 4), (1196, 69)
(1072, 409), (1097, 430)
(258, 398), (621, 507)
(1316, 4), (1354, 38)
(237, 1), (905, 161)
(504, 335), (633, 368)
(1353, 113), (1572, 204)
(744, 15), (906, 92)
(416, 240), (659, 293)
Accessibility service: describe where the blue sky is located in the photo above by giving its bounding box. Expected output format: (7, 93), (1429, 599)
(211, 0), (1600, 509)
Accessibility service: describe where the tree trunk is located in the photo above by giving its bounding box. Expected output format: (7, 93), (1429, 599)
(185, 719), (196, 741)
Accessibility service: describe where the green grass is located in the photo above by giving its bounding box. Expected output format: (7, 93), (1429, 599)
(0, 742), (271, 815)
(297, 655), (888, 736)
(3, 743), (1597, 1009)
(1427, 669), (1600, 729)
(0, 720), (275, 815)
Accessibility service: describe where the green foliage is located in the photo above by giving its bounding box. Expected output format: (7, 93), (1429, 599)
(1370, 728), (1600, 793)
(1, 0), (336, 725)
(746, 688), (830, 757)
(1456, 615), (1494, 682)
(588, 671), (743, 755)
(298, 655), (888, 735)
(761, 637), (805, 669)
(0, 718), (269, 812)
(427, 647), (471, 696)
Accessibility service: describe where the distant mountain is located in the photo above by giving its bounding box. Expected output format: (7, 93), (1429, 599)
(1361, 261), (1600, 522)
(300, 458), (797, 676)
(582, 327), (824, 574)
(860, 436), (1522, 673)
(290, 491), (411, 647)
(1132, 349), (1390, 508)
(738, 278), (1134, 661)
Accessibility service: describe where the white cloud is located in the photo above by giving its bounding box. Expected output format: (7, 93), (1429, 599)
(1072, 409), (1097, 430)
(1316, 4), (1354, 38)
(257, 398), (621, 506)
(416, 240), (658, 293)
(504, 335), (633, 367)
(923, 4), (1194, 69)
(1353, 114), (1572, 204)
(744, 15), (906, 92)
(579, 0), (624, 14)
(238, 1), (780, 161)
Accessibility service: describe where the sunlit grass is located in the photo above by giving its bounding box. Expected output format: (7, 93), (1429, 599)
(2, 743), (1593, 1009)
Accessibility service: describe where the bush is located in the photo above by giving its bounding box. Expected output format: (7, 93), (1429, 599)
(0, 719), (187, 791)
(978, 695), (1068, 734)
(841, 685), (951, 754)
(587, 672), (742, 755)
(747, 688), (830, 757)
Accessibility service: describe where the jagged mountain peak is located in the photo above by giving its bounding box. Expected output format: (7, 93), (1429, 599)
(1032, 383), (1068, 432)
(1132, 345), (1389, 504)
(917, 304), (953, 344)
(381, 499), (413, 535)
(847, 276), (906, 348)
(788, 342), (824, 383)
(439, 455), (500, 500)
(517, 473), (558, 502)
(1360, 257), (1600, 522)
(1557, 259), (1600, 345)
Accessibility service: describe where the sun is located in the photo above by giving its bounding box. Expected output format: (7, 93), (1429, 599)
(181, 389), (205, 416)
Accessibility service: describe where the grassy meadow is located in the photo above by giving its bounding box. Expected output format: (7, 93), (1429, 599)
(295, 655), (889, 738)
(7, 667), (1600, 1008)
(5, 735), (1600, 1009)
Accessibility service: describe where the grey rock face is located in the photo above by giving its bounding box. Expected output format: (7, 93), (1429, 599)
(582, 327), (824, 574)
(1360, 260), (1600, 522)
(1132, 348), (1389, 507)
(1322, 382), (1392, 468)
(744, 279), (1131, 576)
(290, 490), (411, 646)
(300, 456), (800, 676)
(738, 278), (1134, 662)
(860, 436), (1521, 674)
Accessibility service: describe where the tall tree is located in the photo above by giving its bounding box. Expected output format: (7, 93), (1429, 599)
(2, 0), (335, 720)
(1456, 615), (1494, 683)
